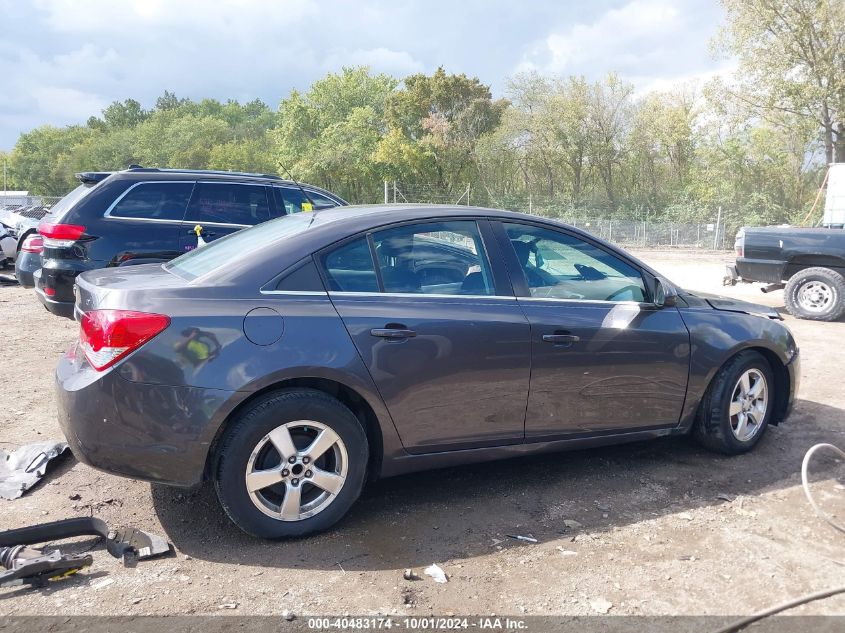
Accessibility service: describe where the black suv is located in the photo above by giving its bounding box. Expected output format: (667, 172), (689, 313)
(35, 167), (346, 318)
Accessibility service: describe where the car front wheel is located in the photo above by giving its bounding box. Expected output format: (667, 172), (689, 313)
(214, 389), (369, 538)
(693, 351), (774, 455)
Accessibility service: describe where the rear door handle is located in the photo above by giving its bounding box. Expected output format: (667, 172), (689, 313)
(370, 328), (417, 340)
(542, 333), (580, 345)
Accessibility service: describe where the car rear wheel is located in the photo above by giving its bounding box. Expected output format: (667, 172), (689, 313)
(784, 266), (845, 321)
(214, 388), (368, 538)
(693, 351), (774, 455)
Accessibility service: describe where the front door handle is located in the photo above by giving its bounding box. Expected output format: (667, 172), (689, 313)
(370, 328), (417, 340)
(542, 333), (580, 345)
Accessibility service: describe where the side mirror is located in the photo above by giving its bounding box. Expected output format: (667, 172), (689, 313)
(654, 278), (679, 307)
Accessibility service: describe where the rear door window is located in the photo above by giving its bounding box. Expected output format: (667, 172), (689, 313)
(320, 237), (378, 292)
(185, 183), (271, 226)
(372, 221), (494, 295)
(108, 182), (194, 221)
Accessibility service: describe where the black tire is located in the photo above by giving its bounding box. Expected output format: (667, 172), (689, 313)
(784, 266), (845, 321)
(693, 351), (774, 455)
(214, 388), (368, 538)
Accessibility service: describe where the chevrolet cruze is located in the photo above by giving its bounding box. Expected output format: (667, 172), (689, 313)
(57, 205), (799, 538)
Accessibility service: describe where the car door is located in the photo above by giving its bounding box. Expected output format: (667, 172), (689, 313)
(103, 180), (194, 264)
(179, 182), (271, 252)
(494, 220), (690, 439)
(318, 219), (531, 453)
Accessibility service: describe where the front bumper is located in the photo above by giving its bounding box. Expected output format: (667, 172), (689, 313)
(56, 346), (235, 487)
(783, 349), (800, 422)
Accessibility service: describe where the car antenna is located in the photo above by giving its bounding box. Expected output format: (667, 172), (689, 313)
(277, 161), (317, 211)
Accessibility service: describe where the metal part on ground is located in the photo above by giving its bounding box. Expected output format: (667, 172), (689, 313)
(0, 545), (92, 588)
(0, 516), (171, 568)
(0, 441), (68, 500)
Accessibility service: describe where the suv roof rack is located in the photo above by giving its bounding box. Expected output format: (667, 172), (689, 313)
(123, 165), (284, 181)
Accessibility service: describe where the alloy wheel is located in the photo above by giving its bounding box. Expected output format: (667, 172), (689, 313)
(245, 420), (348, 521)
(728, 369), (768, 442)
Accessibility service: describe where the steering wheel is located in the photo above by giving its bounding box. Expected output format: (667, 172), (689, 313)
(575, 263), (607, 281)
(605, 285), (644, 302)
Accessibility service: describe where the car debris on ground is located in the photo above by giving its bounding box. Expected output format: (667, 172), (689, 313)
(0, 515), (171, 589)
(424, 563), (448, 583)
(506, 534), (538, 543)
(0, 440), (68, 500)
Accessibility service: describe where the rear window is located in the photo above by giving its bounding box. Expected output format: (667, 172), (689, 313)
(164, 213), (315, 281)
(47, 183), (98, 222)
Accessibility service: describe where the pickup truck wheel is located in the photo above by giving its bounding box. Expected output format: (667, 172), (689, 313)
(693, 351), (773, 455)
(214, 388), (369, 538)
(784, 266), (845, 321)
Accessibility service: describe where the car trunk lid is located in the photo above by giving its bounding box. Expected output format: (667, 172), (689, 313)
(74, 263), (187, 319)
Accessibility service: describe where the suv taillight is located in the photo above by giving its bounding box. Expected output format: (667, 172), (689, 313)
(80, 310), (170, 371)
(38, 221), (86, 246)
(21, 234), (44, 254)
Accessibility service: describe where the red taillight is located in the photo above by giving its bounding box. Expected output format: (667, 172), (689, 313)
(44, 287), (56, 297)
(38, 221), (86, 241)
(79, 310), (170, 371)
(21, 234), (44, 254)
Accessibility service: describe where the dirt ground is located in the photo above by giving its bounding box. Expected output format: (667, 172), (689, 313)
(0, 249), (843, 619)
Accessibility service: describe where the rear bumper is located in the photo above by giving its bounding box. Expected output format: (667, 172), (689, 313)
(35, 262), (84, 319)
(56, 348), (235, 487)
(34, 274), (75, 318)
(15, 252), (40, 288)
(734, 258), (785, 284)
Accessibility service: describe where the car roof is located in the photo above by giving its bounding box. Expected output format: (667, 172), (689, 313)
(306, 203), (533, 227)
(212, 203), (665, 287)
(105, 167), (344, 201)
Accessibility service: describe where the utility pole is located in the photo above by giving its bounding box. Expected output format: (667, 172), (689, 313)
(384, 179), (388, 204)
(713, 206), (722, 250)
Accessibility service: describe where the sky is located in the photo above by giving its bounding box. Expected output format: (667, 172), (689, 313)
(0, 0), (732, 150)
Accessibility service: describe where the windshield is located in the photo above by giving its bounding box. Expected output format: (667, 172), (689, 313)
(164, 213), (317, 281)
(48, 183), (98, 221)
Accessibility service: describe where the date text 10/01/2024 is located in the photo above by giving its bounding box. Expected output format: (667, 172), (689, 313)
(306, 617), (528, 630)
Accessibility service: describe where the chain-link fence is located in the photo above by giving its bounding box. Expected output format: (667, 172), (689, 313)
(536, 217), (735, 250)
(386, 181), (472, 206)
(0, 194), (62, 216)
(384, 181), (738, 250)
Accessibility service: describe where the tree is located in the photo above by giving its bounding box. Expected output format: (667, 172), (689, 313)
(385, 67), (507, 192)
(717, 0), (845, 163)
(274, 67), (397, 201)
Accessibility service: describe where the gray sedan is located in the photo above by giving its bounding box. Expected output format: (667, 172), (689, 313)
(57, 205), (799, 538)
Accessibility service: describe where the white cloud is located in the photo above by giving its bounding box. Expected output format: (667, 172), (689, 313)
(515, 0), (724, 95)
(519, 0), (682, 74)
(632, 62), (737, 97)
(1, 0), (727, 149)
(321, 48), (425, 76)
(34, 0), (318, 32)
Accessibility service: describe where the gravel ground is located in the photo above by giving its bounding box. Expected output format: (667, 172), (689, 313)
(0, 250), (843, 618)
